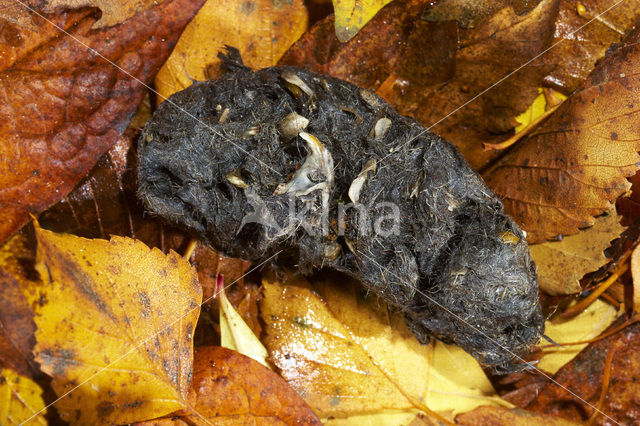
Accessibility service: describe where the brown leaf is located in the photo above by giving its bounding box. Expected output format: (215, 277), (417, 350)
(526, 316), (640, 425)
(0, 233), (38, 378)
(281, 0), (559, 171)
(0, 0), (204, 246)
(155, 0), (308, 100)
(542, 0), (640, 93)
(42, 0), (164, 28)
(530, 209), (625, 295)
(483, 24), (640, 243)
(183, 346), (321, 425)
(456, 405), (579, 425)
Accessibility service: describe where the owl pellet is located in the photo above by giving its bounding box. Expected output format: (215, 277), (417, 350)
(137, 51), (544, 372)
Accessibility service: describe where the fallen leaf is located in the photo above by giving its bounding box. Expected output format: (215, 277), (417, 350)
(530, 209), (625, 295)
(0, 234), (38, 378)
(632, 244), (640, 313)
(0, 0), (204, 246)
(535, 299), (618, 374)
(181, 346), (321, 425)
(218, 277), (270, 369)
(31, 223), (202, 424)
(260, 271), (505, 421)
(542, 0), (640, 94)
(42, 0), (162, 28)
(456, 405), (578, 425)
(483, 23), (640, 243)
(0, 368), (47, 425)
(155, 0), (308, 100)
(332, 0), (394, 42)
(526, 316), (640, 425)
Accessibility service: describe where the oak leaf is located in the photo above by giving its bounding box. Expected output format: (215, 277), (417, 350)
(155, 0), (308, 100)
(483, 23), (640, 242)
(0, 0), (204, 246)
(530, 210), (625, 295)
(31, 224), (202, 425)
(0, 368), (47, 425)
(260, 272), (504, 422)
(332, 0), (394, 42)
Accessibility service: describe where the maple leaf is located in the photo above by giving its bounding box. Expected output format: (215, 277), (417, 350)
(483, 22), (640, 243)
(31, 223), (202, 424)
(260, 272), (505, 422)
(0, 0), (204, 246)
(155, 0), (308, 100)
(0, 368), (47, 425)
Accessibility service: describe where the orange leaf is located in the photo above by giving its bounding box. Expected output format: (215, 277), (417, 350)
(155, 0), (308, 100)
(0, 0), (204, 246)
(456, 405), (579, 425)
(484, 25), (640, 243)
(31, 224), (202, 424)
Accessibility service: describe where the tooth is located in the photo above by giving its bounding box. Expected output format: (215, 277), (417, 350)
(273, 132), (334, 196)
(281, 71), (314, 98)
(374, 118), (392, 139)
(348, 159), (377, 203)
(225, 170), (248, 188)
(278, 112), (309, 140)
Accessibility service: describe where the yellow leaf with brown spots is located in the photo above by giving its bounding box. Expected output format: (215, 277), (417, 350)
(260, 272), (505, 422)
(530, 209), (625, 295)
(155, 0), (308, 100)
(0, 368), (47, 425)
(332, 0), (395, 42)
(31, 223), (202, 425)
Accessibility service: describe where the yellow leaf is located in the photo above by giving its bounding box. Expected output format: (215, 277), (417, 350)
(514, 88), (567, 133)
(0, 368), (47, 425)
(530, 210), (625, 295)
(219, 283), (270, 369)
(32, 224), (202, 425)
(536, 299), (617, 374)
(260, 272), (505, 421)
(155, 0), (308, 100)
(333, 0), (395, 42)
(631, 244), (640, 313)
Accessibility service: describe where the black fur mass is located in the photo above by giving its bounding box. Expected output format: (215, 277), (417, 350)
(137, 52), (544, 372)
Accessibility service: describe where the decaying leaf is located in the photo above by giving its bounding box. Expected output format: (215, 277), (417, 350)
(332, 0), (394, 42)
(535, 299), (617, 374)
(155, 0), (308, 100)
(0, 234), (38, 378)
(542, 0), (640, 93)
(182, 346), (321, 425)
(0, 0), (204, 246)
(526, 317), (640, 425)
(0, 368), (47, 425)
(484, 23), (640, 243)
(631, 244), (640, 313)
(31, 224), (202, 425)
(260, 272), (505, 422)
(530, 210), (625, 295)
(456, 405), (579, 425)
(42, 0), (161, 28)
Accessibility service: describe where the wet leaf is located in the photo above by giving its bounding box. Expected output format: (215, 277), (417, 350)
(526, 317), (640, 425)
(484, 24), (640, 243)
(0, 0), (204, 246)
(332, 0), (394, 42)
(155, 0), (308, 100)
(0, 368), (47, 425)
(535, 299), (617, 374)
(542, 0), (640, 93)
(181, 346), (321, 425)
(31, 223), (202, 425)
(631, 244), (640, 313)
(0, 234), (38, 378)
(260, 272), (504, 421)
(42, 0), (163, 28)
(456, 405), (578, 425)
(530, 210), (625, 295)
